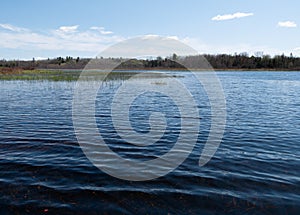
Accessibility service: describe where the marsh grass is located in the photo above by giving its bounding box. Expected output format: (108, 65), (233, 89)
(0, 69), (185, 82)
(0, 70), (81, 81)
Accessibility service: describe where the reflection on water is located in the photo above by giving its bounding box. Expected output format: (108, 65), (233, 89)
(0, 71), (300, 213)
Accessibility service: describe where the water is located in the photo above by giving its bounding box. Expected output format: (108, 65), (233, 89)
(0, 71), (300, 214)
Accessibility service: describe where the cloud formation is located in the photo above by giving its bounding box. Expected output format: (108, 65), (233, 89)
(58, 25), (79, 33)
(278, 21), (297, 28)
(90, 26), (113, 35)
(212, 12), (253, 21)
(0, 23), (122, 57)
(182, 37), (290, 57)
(0, 23), (297, 59)
(0, 23), (28, 32)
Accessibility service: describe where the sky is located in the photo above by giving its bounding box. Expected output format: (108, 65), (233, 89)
(0, 0), (299, 59)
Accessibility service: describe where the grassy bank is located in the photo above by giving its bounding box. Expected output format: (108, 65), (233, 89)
(0, 69), (81, 81)
(1, 68), (299, 81)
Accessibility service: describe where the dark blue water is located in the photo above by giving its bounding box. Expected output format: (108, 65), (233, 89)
(0, 71), (300, 214)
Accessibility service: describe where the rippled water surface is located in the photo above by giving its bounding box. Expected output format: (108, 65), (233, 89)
(0, 71), (300, 214)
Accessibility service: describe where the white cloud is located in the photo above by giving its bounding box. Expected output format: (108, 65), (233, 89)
(212, 12), (253, 21)
(142, 34), (160, 39)
(90, 26), (100, 30)
(181, 37), (291, 57)
(90, 26), (113, 35)
(58, 25), (79, 33)
(0, 23), (297, 59)
(100, 36), (197, 58)
(0, 23), (123, 56)
(278, 21), (297, 28)
(0, 23), (28, 32)
(166, 36), (179, 40)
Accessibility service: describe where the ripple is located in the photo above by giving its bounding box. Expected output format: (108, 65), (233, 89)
(0, 72), (300, 213)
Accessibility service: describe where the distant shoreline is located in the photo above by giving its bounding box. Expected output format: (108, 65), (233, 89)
(1, 54), (300, 72)
(1, 68), (300, 81)
(1, 67), (300, 74)
(40, 68), (300, 71)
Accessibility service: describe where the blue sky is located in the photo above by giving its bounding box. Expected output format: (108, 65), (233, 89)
(0, 0), (299, 59)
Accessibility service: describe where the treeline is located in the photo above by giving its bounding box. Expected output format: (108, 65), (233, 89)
(0, 56), (90, 70)
(204, 53), (300, 70)
(1, 53), (300, 71)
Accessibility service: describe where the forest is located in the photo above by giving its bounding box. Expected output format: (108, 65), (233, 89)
(1, 53), (300, 72)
